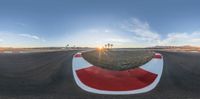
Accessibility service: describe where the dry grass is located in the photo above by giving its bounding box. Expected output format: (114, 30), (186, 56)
(82, 49), (154, 71)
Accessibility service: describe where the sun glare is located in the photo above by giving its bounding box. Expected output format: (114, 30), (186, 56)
(97, 46), (103, 50)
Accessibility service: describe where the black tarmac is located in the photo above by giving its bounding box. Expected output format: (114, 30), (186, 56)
(0, 50), (199, 99)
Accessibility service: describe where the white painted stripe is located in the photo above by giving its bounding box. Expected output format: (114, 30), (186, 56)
(190, 51), (199, 53)
(0, 51), (28, 54)
(140, 59), (163, 74)
(3, 51), (13, 53)
(73, 57), (93, 70)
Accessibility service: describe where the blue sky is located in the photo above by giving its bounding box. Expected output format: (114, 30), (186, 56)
(0, 0), (200, 48)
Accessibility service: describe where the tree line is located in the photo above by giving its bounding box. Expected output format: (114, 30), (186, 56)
(104, 43), (113, 49)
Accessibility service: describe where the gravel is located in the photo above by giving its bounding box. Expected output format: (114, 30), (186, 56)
(82, 49), (155, 71)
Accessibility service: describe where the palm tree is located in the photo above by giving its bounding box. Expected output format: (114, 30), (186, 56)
(110, 44), (113, 49)
(66, 44), (69, 48)
(105, 44), (107, 49)
(107, 43), (110, 49)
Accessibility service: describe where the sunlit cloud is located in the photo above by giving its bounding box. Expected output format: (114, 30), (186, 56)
(15, 22), (26, 27)
(0, 38), (3, 42)
(0, 32), (46, 47)
(121, 18), (160, 43)
(18, 33), (46, 42)
(121, 18), (200, 47)
(160, 32), (200, 46)
(1, 17), (200, 48)
(65, 18), (200, 48)
(66, 29), (131, 47)
(104, 38), (132, 43)
(19, 34), (40, 40)
(104, 29), (111, 33)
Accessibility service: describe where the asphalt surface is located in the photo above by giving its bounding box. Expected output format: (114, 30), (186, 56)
(0, 50), (199, 99)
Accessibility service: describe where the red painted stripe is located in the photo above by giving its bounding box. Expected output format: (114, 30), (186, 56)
(154, 53), (162, 59)
(74, 53), (82, 58)
(76, 66), (157, 91)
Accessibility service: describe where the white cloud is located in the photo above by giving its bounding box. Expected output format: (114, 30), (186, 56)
(0, 32), (46, 47)
(104, 38), (132, 43)
(19, 34), (40, 40)
(121, 18), (160, 44)
(159, 32), (200, 46)
(0, 38), (3, 42)
(66, 29), (132, 47)
(105, 29), (111, 33)
(121, 18), (200, 47)
(16, 22), (26, 26)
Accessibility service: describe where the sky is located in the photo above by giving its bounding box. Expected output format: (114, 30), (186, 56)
(0, 0), (200, 48)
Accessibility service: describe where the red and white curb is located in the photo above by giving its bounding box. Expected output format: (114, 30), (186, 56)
(72, 52), (163, 95)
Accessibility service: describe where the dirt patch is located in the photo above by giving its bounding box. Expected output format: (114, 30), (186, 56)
(82, 50), (155, 71)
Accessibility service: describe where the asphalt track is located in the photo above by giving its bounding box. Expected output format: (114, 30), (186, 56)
(0, 50), (199, 99)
